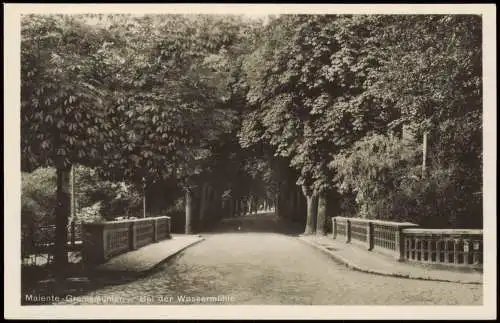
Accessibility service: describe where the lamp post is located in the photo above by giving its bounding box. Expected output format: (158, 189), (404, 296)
(142, 177), (147, 218)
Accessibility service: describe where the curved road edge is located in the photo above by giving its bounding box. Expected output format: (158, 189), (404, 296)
(297, 235), (483, 285)
(93, 235), (206, 279)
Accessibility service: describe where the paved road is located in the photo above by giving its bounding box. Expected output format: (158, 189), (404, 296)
(59, 215), (482, 305)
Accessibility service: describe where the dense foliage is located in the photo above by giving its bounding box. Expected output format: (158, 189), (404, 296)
(239, 14), (482, 229)
(331, 134), (481, 228)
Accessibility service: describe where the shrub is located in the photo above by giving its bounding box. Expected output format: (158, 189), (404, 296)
(21, 167), (57, 226)
(21, 165), (144, 244)
(331, 134), (420, 220)
(73, 165), (143, 220)
(331, 134), (481, 228)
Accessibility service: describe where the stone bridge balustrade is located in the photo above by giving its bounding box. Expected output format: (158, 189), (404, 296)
(333, 217), (418, 260)
(402, 228), (483, 268)
(332, 216), (483, 269)
(82, 216), (171, 266)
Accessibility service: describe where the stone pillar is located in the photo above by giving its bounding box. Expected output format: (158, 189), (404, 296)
(82, 224), (105, 265)
(153, 218), (158, 243)
(346, 220), (351, 243)
(367, 221), (374, 251)
(166, 217), (172, 239)
(453, 239), (459, 264)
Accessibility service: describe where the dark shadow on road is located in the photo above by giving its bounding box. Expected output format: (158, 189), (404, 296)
(203, 214), (304, 236)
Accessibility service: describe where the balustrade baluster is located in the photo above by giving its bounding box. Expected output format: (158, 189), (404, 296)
(472, 240), (480, 265)
(421, 239), (426, 261)
(428, 238), (434, 262)
(444, 239), (450, 264)
(463, 239), (471, 265)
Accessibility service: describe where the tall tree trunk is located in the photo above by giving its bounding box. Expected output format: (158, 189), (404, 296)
(283, 186), (289, 218)
(295, 187), (303, 222)
(142, 189), (147, 218)
(142, 178), (147, 218)
(316, 193), (327, 235)
(240, 199), (246, 216)
(252, 197), (258, 214)
(207, 187), (214, 223)
(422, 131), (428, 178)
(289, 187), (296, 221)
(234, 199), (239, 217)
(302, 185), (318, 235)
(55, 165), (71, 281)
(70, 165), (76, 245)
(184, 188), (193, 234)
(199, 182), (208, 229)
(221, 198), (226, 219)
(211, 190), (221, 224)
(229, 198), (234, 218)
(275, 194), (280, 217)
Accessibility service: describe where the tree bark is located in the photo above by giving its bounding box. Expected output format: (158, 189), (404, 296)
(142, 187), (147, 218)
(284, 185), (290, 217)
(199, 182), (208, 229)
(275, 195), (280, 217)
(70, 165), (76, 245)
(302, 185), (318, 235)
(184, 188), (193, 234)
(234, 198), (239, 217)
(316, 193), (327, 235)
(211, 190), (221, 223)
(295, 187), (303, 222)
(289, 187), (296, 221)
(228, 198), (234, 218)
(240, 199), (246, 216)
(55, 166), (71, 279)
(422, 131), (428, 178)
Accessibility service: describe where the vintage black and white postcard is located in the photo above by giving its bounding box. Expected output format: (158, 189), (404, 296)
(4, 3), (497, 320)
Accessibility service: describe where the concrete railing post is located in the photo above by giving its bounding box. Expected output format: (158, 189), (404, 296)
(167, 217), (172, 239)
(367, 221), (374, 251)
(332, 217), (337, 239)
(346, 219), (351, 243)
(82, 224), (105, 266)
(153, 218), (158, 243)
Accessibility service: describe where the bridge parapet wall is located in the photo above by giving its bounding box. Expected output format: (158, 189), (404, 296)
(83, 216), (171, 266)
(332, 216), (482, 269)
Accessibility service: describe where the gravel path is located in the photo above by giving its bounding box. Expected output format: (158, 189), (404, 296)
(58, 215), (482, 305)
